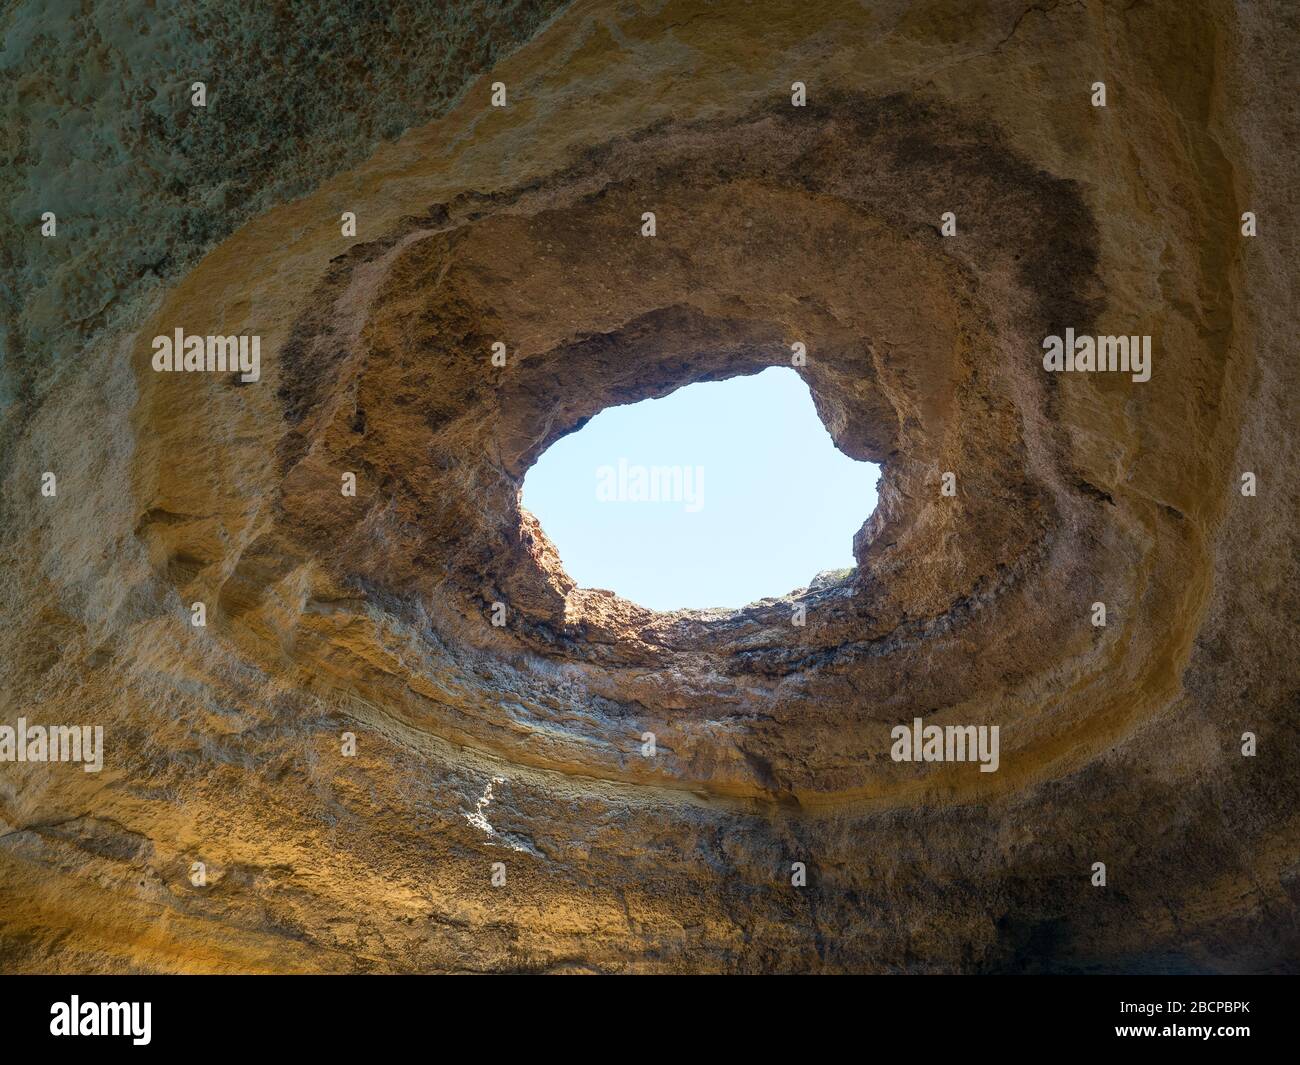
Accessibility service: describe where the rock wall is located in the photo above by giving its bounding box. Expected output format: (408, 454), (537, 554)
(1, 0), (1297, 973)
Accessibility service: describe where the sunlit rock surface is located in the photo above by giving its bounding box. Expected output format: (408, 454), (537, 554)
(1, 0), (1297, 973)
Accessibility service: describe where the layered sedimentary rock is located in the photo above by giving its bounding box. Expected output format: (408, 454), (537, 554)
(1, 0), (1297, 972)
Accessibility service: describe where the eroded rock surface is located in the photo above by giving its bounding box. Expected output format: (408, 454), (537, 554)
(1, 0), (1297, 973)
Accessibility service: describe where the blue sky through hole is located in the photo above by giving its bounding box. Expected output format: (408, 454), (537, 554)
(520, 367), (881, 611)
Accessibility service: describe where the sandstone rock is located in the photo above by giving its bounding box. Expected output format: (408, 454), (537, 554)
(0, 0), (1296, 973)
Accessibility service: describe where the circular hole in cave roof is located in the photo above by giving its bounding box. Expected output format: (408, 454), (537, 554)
(520, 366), (880, 611)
